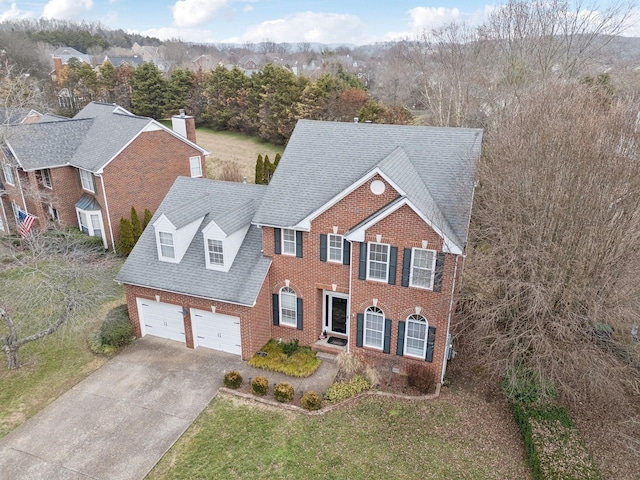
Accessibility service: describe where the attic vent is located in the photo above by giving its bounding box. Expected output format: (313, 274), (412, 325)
(370, 180), (385, 195)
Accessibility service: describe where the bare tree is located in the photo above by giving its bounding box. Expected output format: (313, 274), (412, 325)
(0, 231), (120, 369)
(459, 81), (640, 403)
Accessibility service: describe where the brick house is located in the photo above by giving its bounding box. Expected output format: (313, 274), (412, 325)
(0, 102), (208, 250)
(116, 120), (482, 382)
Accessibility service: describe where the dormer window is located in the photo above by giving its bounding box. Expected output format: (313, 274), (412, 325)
(158, 232), (175, 259)
(207, 239), (224, 267)
(79, 168), (95, 193)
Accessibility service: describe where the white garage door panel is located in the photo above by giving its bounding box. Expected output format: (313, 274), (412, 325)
(191, 309), (241, 355)
(138, 299), (185, 343)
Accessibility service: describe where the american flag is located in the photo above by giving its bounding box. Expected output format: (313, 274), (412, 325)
(17, 210), (36, 238)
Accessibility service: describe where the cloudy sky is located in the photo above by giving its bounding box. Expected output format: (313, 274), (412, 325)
(0, 0), (637, 44)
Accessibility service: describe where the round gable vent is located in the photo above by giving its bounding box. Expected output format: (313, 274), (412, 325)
(370, 179), (386, 195)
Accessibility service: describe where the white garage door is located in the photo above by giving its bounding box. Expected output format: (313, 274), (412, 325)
(137, 298), (185, 343)
(191, 309), (241, 355)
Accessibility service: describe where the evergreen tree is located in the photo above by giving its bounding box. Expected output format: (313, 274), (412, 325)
(130, 62), (167, 119)
(263, 155), (273, 184)
(118, 218), (135, 256)
(130, 207), (142, 241)
(274, 153), (281, 168)
(255, 154), (264, 184)
(143, 209), (153, 229)
(164, 68), (193, 117)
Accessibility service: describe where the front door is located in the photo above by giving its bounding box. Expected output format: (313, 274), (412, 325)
(324, 292), (349, 335)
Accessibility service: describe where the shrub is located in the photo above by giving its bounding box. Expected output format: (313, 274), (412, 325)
(325, 375), (371, 403)
(406, 363), (437, 394)
(89, 304), (134, 354)
(503, 366), (557, 404)
(274, 382), (294, 402)
(336, 351), (363, 376)
(281, 338), (299, 357)
(223, 370), (243, 389)
(301, 391), (322, 411)
(248, 339), (321, 377)
(118, 217), (135, 256)
(251, 376), (269, 396)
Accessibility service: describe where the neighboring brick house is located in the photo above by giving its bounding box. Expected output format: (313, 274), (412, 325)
(0, 102), (208, 250)
(116, 120), (482, 382)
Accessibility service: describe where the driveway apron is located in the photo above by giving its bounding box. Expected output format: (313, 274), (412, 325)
(0, 337), (239, 480)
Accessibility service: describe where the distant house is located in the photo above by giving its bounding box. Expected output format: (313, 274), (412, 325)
(100, 55), (144, 69)
(0, 102), (208, 250)
(0, 108), (42, 125)
(116, 120), (482, 383)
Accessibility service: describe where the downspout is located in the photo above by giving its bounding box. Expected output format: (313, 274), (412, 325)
(347, 240), (354, 354)
(442, 253), (460, 383)
(98, 174), (116, 251)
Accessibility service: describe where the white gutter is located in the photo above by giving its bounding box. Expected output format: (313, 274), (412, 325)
(442, 254), (460, 382)
(98, 174), (116, 251)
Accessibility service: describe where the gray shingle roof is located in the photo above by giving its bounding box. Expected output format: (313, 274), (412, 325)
(116, 177), (270, 306)
(253, 119), (483, 250)
(4, 102), (207, 173)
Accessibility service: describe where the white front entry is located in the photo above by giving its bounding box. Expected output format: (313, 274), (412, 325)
(137, 298), (186, 343)
(191, 309), (242, 355)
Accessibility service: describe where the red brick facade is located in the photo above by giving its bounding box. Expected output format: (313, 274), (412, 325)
(1, 129), (205, 249)
(123, 173), (463, 382)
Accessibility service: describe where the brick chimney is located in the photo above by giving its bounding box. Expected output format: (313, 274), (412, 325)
(171, 109), (197, 143)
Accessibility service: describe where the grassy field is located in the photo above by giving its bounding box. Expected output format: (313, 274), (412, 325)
(195, 128), (284, 182)
(0, 256), (124, 438)
(148, 390), (529, 480)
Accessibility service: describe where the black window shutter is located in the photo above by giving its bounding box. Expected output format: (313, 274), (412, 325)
(274, 229), (281, 255)
(433, 253), (445, 292)
(383, 318), (392, 354)
(296, 231), (303, 258)
(358, 243), (367, 280)
(343, 239), (351, 265)
(320, 234), (327, 262)
(356, 313), (364, 347)
(388, 246), (398, 285)
(401, 248), (411, 287)
(425, 326), (436, 362)
(396, 321), (406, 356)
(296, 298), (303, 330)
(272, 293), (279, 326)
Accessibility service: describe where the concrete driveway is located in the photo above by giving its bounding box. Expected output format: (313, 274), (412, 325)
(0, 337), (241, 480)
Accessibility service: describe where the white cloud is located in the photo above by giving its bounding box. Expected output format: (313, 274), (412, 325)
(171, 0), (230, 28)
(386, 5), (494, 40)
(41, 0), (94, 20)
(224, 11), (368, 44)
(0, 2), (34, 21)
(243, 4), (253, 14)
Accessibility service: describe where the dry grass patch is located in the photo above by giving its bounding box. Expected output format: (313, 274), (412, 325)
(195, 128), (284, 183)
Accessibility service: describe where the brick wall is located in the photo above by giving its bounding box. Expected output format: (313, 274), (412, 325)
(124, 281), (271, 360)
(265, 175), (462, 380)
(101, 130), (205, 249)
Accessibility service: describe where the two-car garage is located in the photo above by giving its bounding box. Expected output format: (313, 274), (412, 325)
(136, 298), (241, 356)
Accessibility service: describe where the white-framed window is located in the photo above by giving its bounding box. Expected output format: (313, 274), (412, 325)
(79, 169), (95, 193)
(405, 314), (428, 358)
(410, 248), (436, 289)
(2, 164), (14, 186)
(328, 233), (343, 263)
(207, 238), (224, 267)
(76, 208), (103, 238)
(367, 242), (390, 282)
(39, 169), (52, 188)
(364, 306), (384, 349)
(282, 228), (296, 256)
(189, 156), (202, 177)
(158, 232), (175, 259)
(279, 286), (297, 327)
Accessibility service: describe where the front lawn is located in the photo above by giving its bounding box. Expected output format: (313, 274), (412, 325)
(0, 243), (124, 437)
(148, 391), (530, 479)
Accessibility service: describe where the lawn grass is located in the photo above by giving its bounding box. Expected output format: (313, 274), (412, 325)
(148, 392), (530, 480)
(248, 339), (321, 377)
(194, 128), (284, 182)
(0, 260), (124, 438)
